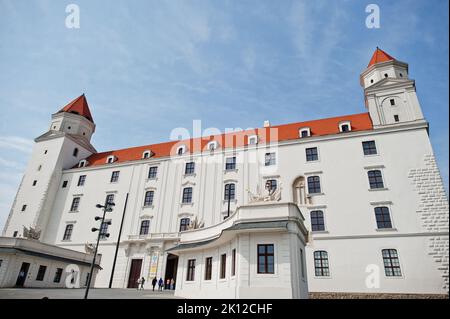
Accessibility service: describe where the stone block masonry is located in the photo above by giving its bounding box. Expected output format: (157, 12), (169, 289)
(408, 154), (449, 292)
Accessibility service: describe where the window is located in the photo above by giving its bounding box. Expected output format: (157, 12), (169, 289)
(70, 197), (80, 212)
(220, 254), (227, 279)
(300, 249), (305, 279)
(99, 221), (110, 239)
(384, 73), (388, 78)
(179, 218), (190, 232)
(63, 224), (73, 241)
(375, 207), (393, 229)
(248, 135), (258, 145)
(225, 157), (236, 170)
(307, 176), (321, 194)
(107, 156), (116, 164)
(224, 183), (235, 200)
(53, 268), (63, 283)
(62, 181), (68, 188)
(110, 171), (120, 183)
(78, 160), (87, 168)
(21, 204), (27, 212)
(314, 251), (329, 277)
(44, 150), (48, 154)
(305, 147), (318, 162)
(362, 141), (377, 155)
(299, 128), (311, 138)
(13, 231), (18, 237)
(36, 265), (47, 281)
(340, 124), (350, 132)
(144, 191), (154, 206)
(257, 244), (274, 274)
(177, 145), (186, 155)
(394, 115), (400, 122)
(140, 220), (150, 235)
(382, 249), (402, 277)
(105, 194), (115, 206)
(37, 165), (42, 171)
(205, 257), (213, 280)
(390, 99), (395, 106)
(142, 150), (153, 159)
(78, 175), (86, 186)
(185, 162), (195, 175)
(148, 166), (158, 179)
(73, 148), (79, 157)
(32, 180), (37, 186)
(186, 259), (196, 281)
(266, 179), (277, 191)
(182, 187), (193, 203)
(264, 152), (276, 166)
(310, 210), (325, 231)
(368, 170), (384, 189)
(208, 141), (218, 151)
(231, 249), (236, 276)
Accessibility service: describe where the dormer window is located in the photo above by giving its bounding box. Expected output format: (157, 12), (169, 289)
(207, 141), (218, 151)
(177, 145), (187, 155)
(106, 155), (116, 164)
(142, 150), (153, 159)
(299, 128), (311, 138)
(339, 121), (351, 133)
(78, 160), (87, 168)
(248, 135), (258, 145)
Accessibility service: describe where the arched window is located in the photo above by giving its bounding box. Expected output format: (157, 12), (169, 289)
(73, 148), (79, 157)
(307, 176), (321, 194)
(78, 160), (87, 168)
(179, 218), (190, 232)
(144, 190), (154, 206)
(142, 150), (153, 159)
(293, 176), (307, 205)
(299, 128), (311, 138)
(339, 121), (351, 133)
(182, 187), (193, 204)
(140, 220), (150, 235)
(224, 183), (235, 200)
(368, 170), (384, 189)
(177, 145), (186, 155)
(313, 251), (330, 277)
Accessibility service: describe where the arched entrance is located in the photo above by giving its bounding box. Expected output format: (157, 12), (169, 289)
(164, 253), (178, 289)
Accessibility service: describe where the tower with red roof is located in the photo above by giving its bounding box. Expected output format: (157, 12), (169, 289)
(360, 48), (426, 128)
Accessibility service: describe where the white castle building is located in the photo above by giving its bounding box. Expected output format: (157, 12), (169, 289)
(1, 48), (448, 298)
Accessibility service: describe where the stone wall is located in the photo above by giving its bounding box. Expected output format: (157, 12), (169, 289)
(408, 154), (449, 292)
(309, 292), (448, 299)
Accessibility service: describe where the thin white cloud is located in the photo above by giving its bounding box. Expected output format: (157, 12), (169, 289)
(0, 136), (33, 153)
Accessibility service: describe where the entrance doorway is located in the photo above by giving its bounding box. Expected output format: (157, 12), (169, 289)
(15, 262), (30, 287)
(164, 254), (178, 289)
(127, 259), (143, 288)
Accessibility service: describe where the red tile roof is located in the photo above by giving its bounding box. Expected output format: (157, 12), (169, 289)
(57, 94), (94, 123)
(80, 113), (373, 168)
(368, 47), (395, 67)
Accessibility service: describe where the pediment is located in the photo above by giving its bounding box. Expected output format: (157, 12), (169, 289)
(366, 78), (414, 90)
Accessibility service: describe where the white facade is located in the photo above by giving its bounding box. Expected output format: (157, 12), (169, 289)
(2, 50), (449, 297)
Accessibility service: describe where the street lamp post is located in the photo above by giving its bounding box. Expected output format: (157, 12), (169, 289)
(83, 200), (114, 299)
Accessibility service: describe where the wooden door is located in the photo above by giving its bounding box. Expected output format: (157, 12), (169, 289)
(127, 259), (143, 288)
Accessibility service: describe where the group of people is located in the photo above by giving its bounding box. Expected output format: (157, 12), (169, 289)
(136, 277), (175, 291)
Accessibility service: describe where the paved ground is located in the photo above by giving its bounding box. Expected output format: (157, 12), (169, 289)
(0, 288), (179, 299)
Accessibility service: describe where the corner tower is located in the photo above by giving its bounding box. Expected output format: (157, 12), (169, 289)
(360, 48), (426, 128)
(2, 95), (97, 241)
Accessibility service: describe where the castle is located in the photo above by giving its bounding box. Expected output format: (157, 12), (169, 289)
(1, 48), (448, 298)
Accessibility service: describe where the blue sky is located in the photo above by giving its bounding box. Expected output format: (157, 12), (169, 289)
(0, 0), (448, 231)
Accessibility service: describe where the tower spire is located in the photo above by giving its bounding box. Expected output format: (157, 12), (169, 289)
(368, 47), (395, 67)
(57, 94), (94, 123)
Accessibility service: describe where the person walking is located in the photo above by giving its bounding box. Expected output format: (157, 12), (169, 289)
(158, 277), (163, 291)
(136, 278), (141, 290)
(152, 277), (157, 291)
(170, 278), (175, 290)
(140, 277), (145, 290)
(166, 278), (170, 290)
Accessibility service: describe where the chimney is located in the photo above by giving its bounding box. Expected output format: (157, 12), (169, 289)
(263, 120), (271, 128)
